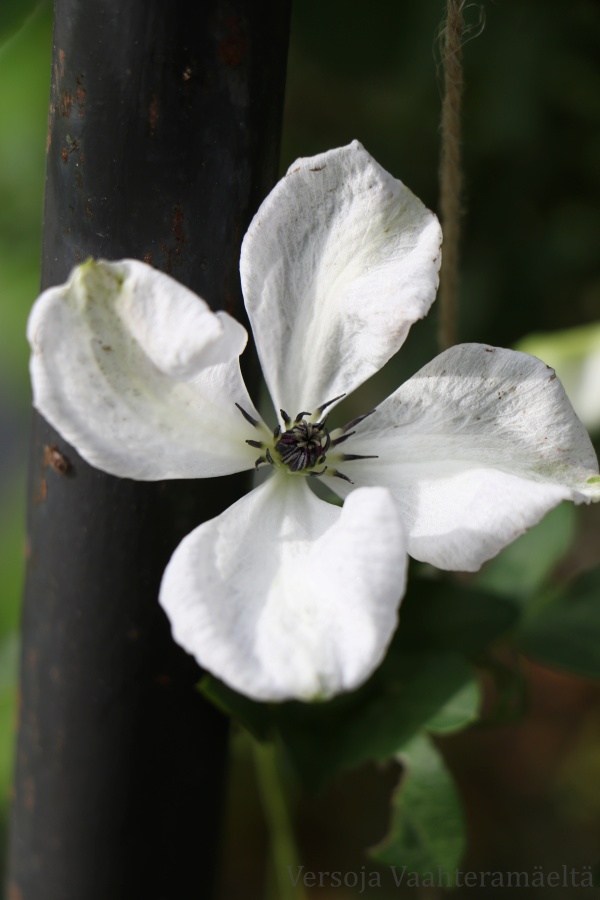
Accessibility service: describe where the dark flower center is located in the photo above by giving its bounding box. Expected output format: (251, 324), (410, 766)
(237, 396), (378, 484)
(275, 419), (331, 472)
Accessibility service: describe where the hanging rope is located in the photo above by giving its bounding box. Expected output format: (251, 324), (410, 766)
(438, 0), (465, 351)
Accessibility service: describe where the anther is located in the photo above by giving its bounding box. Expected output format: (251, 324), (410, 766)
(340, 453), (378, 461)
(246, 439), (263, 449)
(331, 469), (354, 484)
(235, 403), (260, 428)
(265, 448), (275, 466)
(331, 431), (355, 447)
(308, 467), (328, 478)
(254, 456), (266, 470)
(273, 425), (281, 439)
(295, 411), (311, 422)
(280, 409), (291, 425)
(316, 394), (346, 415)
(342, 409), (376, 432)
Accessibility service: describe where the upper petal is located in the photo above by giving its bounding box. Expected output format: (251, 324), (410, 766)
(240, 141), (442, 414)
(159, 476), (407, 702)
(28, 259), (261, 479)
(334, 344), (599, 571)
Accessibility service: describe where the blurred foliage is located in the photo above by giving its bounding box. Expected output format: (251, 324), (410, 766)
(475, 502), (576, 602)
(517, 322), (600, 432)
(519, 566), (600, 679)
(1, 0), (600, 897)
(372, 733), (465, 884)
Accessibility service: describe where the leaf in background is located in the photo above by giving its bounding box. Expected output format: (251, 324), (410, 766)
(0, 0), (44, 53)
(0, 634), (19, 812)
(278, 652), (477, 787)
(201, 576), (521, 787)
(371, 732), (465, 884)
(516, 321), (600, 433)
(396, 578), (519, 653)
(475, 503), (576, 602)
(425, 679), (481, 734)
(204, 650), (478, 789)
(518, 565), (600, 679)
(200, 675), (275, 742)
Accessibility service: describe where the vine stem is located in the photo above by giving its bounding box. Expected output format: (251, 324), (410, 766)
(252, 737), (309, 900)
(438, 0), (465, 351)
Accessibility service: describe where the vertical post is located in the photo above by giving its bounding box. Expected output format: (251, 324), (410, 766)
(8, 2), (290, 899)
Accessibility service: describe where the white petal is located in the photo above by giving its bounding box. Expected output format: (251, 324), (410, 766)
(28, 259), (261, 479)
(334, 344), (599, 571)
(241, 141), (442, 415)
(159, 476), (407, 702)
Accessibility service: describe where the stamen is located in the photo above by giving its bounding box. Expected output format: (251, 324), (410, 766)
(265, 448), (275, 466)
(273, 425), (281, 439)
(316, 393), (346, 415)
(235, 403), (260, 428)
(341, 409), (376, 432)
(341, 453), (378, 461)
(331, 469), (354, 484)
(255, 456), (266, 470)
(330, 431), (355, 447)
(294, 411), (311, 422)
(308, 467), (328, 478)
(280, 409), (291, 425)
(246, 439), (263, 449)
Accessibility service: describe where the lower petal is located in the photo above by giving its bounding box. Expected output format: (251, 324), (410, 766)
(159, 477), (407, 702)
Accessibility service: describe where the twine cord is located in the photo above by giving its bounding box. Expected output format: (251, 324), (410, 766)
(438, 0), (465, 351)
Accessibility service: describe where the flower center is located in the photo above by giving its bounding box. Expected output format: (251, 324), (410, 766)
(274, 417), (330, 472)
(236, 397), (378, 484)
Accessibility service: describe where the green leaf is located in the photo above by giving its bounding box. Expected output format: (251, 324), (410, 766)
(0, 633), (18, 813)
(475, 503), (576, 601)
(425, 679), (481, 734)
(516, 321), (600, 433)
(372, 732), (465, 884)
(203, 649), (478, 789)
(201, 578), (518, 787)
(279, 652), (476, 787)
(396, 578), (519, 653)
(518, 566), (600, 679)
(0, 0), (45, 52)
(200, 674), (275, 741)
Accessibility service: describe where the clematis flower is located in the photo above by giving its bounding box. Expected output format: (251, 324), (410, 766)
(28, 141), (599, 702)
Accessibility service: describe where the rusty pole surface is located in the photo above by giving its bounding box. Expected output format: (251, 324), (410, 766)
(8, 1), (290, 898)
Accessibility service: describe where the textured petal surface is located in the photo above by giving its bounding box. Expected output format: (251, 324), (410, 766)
(241, 141), (442, 415)
(160, 476), (407, 701)
(28, 259), (261, 479)
(333, 344), (599, 571)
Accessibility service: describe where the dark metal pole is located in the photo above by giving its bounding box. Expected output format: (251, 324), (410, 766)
(8, 2), (290, 898)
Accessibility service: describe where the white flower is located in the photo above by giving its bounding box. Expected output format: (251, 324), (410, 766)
(27, 141), (599, 702)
